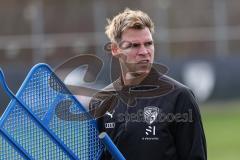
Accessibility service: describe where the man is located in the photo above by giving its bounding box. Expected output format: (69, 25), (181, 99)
(89, 8), (207, 160)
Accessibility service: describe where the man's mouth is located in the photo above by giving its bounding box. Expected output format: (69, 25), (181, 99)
(137, 60), (150, 64)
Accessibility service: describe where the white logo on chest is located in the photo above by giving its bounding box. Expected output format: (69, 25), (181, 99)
(105, 122), (115, 128)
(144, 106), (159, 125)
(106, 110), (115, 118)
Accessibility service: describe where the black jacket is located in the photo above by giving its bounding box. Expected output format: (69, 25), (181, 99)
(89, 68), (207, 160)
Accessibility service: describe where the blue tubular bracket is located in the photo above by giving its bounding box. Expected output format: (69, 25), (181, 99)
(1, 65), (125, 160)
(0, 68), (31, 159)
(0, 68), (77, 160)
(99, 132), (126, 160)
(0, 68), (15, 99)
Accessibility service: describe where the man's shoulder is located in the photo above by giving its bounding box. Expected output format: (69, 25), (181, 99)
(159, 75), (193, 97)
(160, 75), (199, 113)
(89, 80), (119, 105)
(89, 80), (119, 117)
(146, 67), (192, 95)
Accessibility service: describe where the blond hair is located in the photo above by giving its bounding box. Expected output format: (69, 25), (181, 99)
(105, 8), (154, 43)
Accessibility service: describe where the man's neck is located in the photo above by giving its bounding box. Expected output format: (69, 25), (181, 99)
(121, 71), (149, 86)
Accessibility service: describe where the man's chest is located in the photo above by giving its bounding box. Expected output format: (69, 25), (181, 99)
(99, 98), (176, 142)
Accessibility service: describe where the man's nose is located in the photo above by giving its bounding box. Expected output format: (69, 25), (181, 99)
(137, 45), (148, 55)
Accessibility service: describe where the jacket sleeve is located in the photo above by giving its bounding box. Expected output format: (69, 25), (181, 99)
(174, 89), (207, 160)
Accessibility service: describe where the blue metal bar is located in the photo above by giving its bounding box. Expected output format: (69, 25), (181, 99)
(0, 68), (78, 160)
(99, 132), (126, 160)
(0, 68), (15, 99)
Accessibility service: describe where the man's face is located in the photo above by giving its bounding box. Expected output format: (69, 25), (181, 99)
(113, 27), (154, 75)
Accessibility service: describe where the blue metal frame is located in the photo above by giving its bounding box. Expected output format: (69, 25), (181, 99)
(0, 67), (76, 160)
(0, 64), (125, 160)
(99, 132), (125, 160)
(15, 63), (102, 159)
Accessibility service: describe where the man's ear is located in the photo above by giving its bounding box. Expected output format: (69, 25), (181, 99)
(111, 43), (120, 57)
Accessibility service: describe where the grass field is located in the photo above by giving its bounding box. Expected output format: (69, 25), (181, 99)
(201, 100), (240, 160)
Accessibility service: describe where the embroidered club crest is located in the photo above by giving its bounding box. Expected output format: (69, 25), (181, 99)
(144, 106), (159, 125)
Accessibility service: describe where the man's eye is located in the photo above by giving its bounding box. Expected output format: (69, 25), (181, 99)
(132, 43), (140, 48)
(145, 41), (153, 47)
